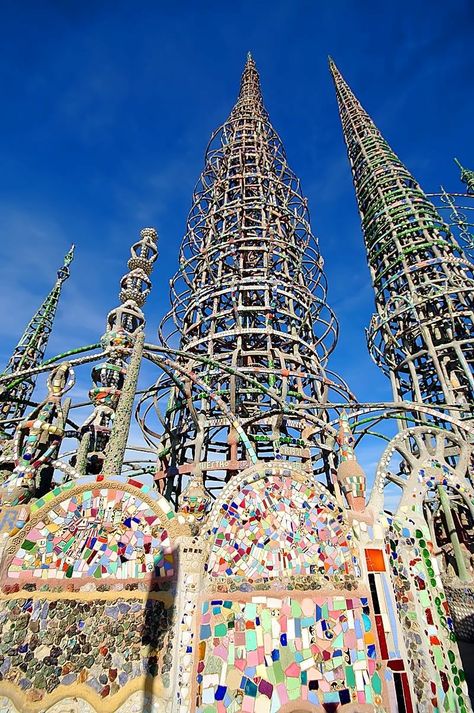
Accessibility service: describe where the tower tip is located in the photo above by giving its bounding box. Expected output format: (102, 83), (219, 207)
(244, 51), (256, 70)
(328, 56), (340, 77)
(236, 50), (263, 107)
(64, 244), (75, 265)
(454, 157), (474, 193)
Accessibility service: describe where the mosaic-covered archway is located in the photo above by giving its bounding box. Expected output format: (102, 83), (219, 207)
(3, 480), (183, 582)
(194, 463), (385, 712)
(205, 463), (359, 587)
(0, 480), (189, 711)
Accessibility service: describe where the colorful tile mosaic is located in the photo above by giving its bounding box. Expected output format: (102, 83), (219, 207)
(206, 475), (358, 584)
(7, 488), (174, 580)
(196, 595), (383, 712)
(388, 514), (470, 713)
(0, 596), (173, 702)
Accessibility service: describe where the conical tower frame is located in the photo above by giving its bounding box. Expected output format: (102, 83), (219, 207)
(330, 59), (474, 427)
(157, 55), (353, 504)
(0, 245), (74, 435)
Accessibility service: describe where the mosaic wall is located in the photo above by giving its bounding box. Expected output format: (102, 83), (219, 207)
(388, 513), (470, 713)
(206, 474), (358, 587)
(0, 596), (174, 704)
(196, 594), (383, 712)
(6, 486), (174, 581)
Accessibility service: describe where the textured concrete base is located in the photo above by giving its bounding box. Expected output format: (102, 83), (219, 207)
(0, 691), (169, 713)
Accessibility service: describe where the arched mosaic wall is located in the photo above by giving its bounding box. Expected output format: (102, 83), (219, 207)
(205, 468), (359, 587)
(5, 483), (175, 582)
(0, 479), (189, 712)
(194, 464), (387, 713)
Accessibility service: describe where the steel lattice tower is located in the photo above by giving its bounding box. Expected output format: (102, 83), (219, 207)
(0, 245), (74, 433)
(330, 59), (474, 425)
(158, 55), (351, 504)
(455, 158), (474, 195)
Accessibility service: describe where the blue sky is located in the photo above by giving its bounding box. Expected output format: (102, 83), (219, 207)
(0, 1), (472, 481)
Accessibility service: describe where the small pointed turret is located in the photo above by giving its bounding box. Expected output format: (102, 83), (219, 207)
(178, 471), (210, 521)
(336, 411), (366, 511)
(454, 157), (474, 194)
(0, 245), (74, 434)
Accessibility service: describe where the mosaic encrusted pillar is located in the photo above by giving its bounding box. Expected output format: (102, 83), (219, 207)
(102, 330), (144, 479)
(387, 510), (470, 712)
(79, 228), (157, 476)
(170, 536), (204, 713)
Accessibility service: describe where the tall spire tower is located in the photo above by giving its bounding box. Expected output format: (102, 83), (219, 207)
(455, 157), (474, 194)
(330, 60), (474, 423)
(0, 245), (74, 434)
(158, 55), (351, 503)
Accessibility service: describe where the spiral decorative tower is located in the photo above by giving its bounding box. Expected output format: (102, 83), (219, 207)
(0, 245), (74, 434)
(158, 54), (351, 504)
(330, 59), (474, 425)
(78, 228), (158, 477)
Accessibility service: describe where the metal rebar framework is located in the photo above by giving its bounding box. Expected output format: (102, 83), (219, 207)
(455, 158), (474, 195)
(330, 59), (474, 425)
(156, 54), (353, 504)
(0, 245), (74, 435)
(427, 159), (474, 257)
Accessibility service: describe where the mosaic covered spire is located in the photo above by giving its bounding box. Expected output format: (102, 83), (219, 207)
(158, 55), (350, 503)
(0, 245), (74, 433)
(330, 59), (474, 420)
(336, 410), (366, 511)
(455, 157), (474, 194)
(79, 228), (158, 477)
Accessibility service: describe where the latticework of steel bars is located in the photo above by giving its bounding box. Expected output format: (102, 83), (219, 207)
(0, 245), (74, 433)
(427, 189), (474, 256)
(330, 59), (474, 428)
(156, 55), (353, 503)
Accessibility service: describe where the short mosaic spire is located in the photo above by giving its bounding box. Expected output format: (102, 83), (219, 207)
(336, 410), (366, 510)
(330, 59), (474, 420)
(80, 228), (158, 477)
(455, 157), (474, 194)
(0, 245), (74, 435)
